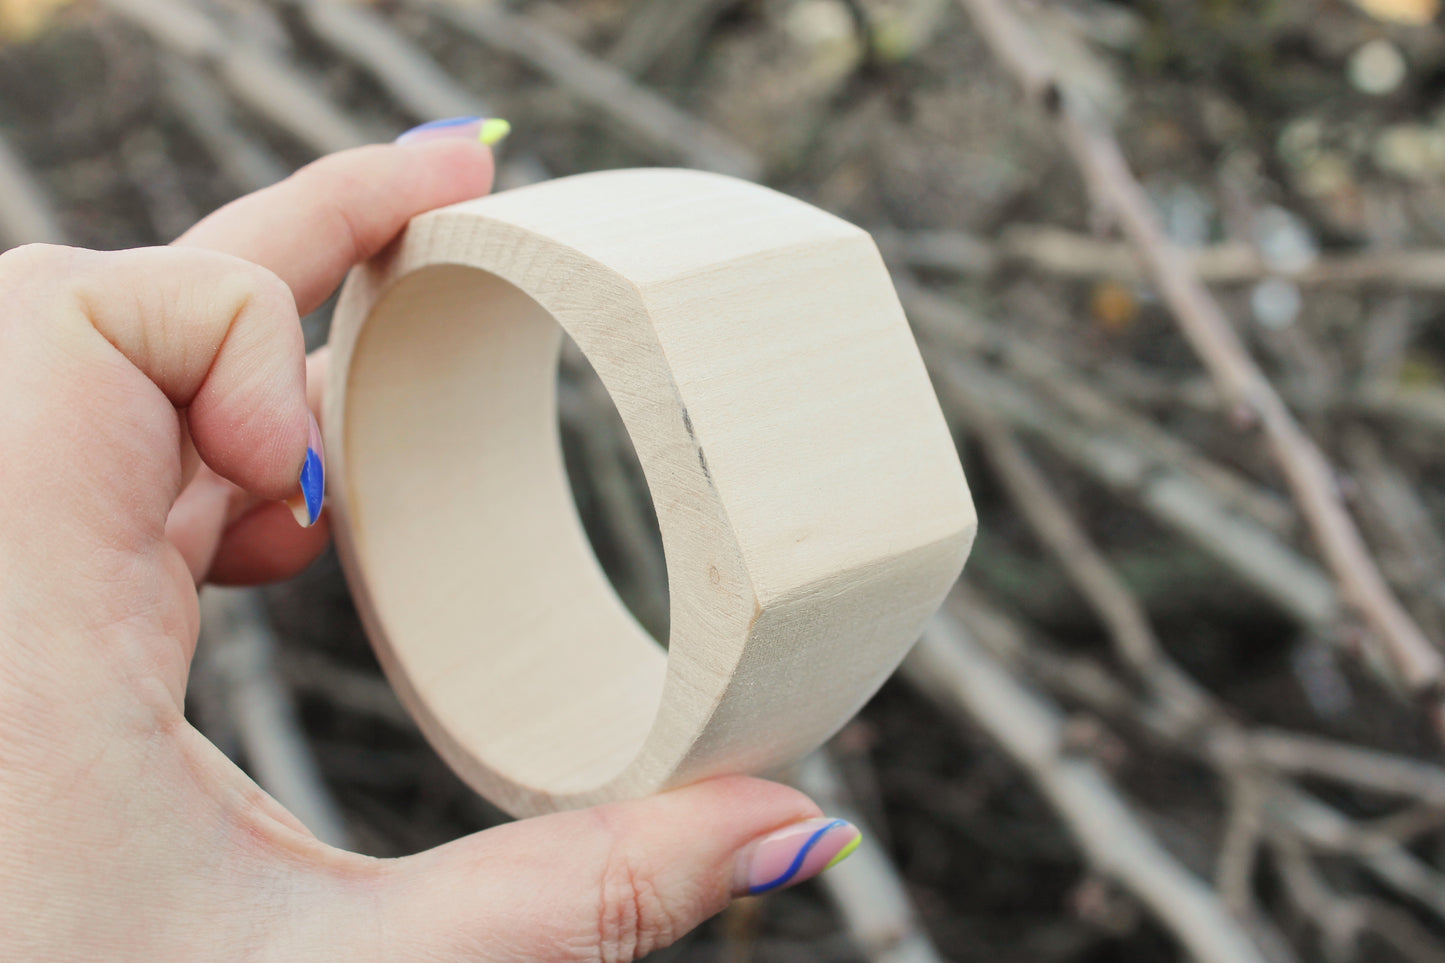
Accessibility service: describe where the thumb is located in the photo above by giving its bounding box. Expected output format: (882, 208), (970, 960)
(3, 243), (313, 539)
(352, 777), (860, 962)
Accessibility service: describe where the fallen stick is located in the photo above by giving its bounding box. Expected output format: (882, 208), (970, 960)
(218, 45), (370, 154)
(1089, 362), (1445, 442)
(159, 54), (291, 192)
(903, 612), (1272, 963)
(1247, 729), (1445, 806)
(1268, 782), (1445, 922)
(925, 348), (1340, 629)
(793, 752), (947, 963)
(413, 0), (762, 179)
(952, 0), (1445, 719)
(1271, 833), (1445, 963)
(606, 0), (735, 77)
(883, 222), (1445, 292)
(299, 0), (495, 122)
(899, 279), (1295, 537)
(0, 131), (65, 247)
(948, 382), (1215, 733)
(199, 587), (352, 849)
(101, 0), (370, 155)
(949, 584), (1442, 954)
(1343, 430), (1445, 621)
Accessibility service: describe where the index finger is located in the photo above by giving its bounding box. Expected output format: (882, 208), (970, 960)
(174, 139), (496, 315)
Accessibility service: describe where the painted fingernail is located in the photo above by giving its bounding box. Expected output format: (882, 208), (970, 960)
(733, 817), (861, 897)
(394, 116), (512, 147)
(287, 411), (325, 528)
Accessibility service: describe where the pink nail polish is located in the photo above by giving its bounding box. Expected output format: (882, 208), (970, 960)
(733, 817), (861, 896)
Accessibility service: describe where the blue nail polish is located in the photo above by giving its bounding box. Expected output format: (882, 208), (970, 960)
(288, 412), (326, 528)
(299, 448), (324, 525)
(394, 116), (485, 144)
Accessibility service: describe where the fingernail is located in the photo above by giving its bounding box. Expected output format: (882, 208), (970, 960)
(286, 411), (325, 528)
(394, 116), (512, 147)
(733, 817), (861, 897)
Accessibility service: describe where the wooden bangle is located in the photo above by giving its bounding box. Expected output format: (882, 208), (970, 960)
(326, 169), (977, 818)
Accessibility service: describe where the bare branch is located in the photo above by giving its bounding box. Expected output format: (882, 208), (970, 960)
(949, 384), (1217, 731)
(299, 0), (495, 122)
(952, 0), (1445, 710)
(0, 131), (64, 247)
(159, 54), (290, 192)
(1248, 730), (1445, 805)
(413, 0), (762, 180)
(1343, 430), (1445, 624)
(884, 222), (1445, 292)
(1216, 773), (1267, 915)
(607, 0), (736, 77)
(794, 752), (947, 963)
(905, 613), (1274, 963)
(102, 0), (370, 154)
(900, 279), (1295, 538)
(1268, 783), (1445, 921)
(199, 588), (352, 849)
(909, 299), (1340, 628)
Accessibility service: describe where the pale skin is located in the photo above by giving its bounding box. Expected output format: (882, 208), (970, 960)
(0, 138), (826, 961)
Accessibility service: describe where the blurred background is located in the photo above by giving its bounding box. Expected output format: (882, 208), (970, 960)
(4, 0), (1445, 959)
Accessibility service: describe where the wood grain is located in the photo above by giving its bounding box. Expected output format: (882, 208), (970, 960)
(326, 168), (976, 817)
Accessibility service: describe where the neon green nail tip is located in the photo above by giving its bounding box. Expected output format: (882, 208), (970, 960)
(478, 118), (512, 147)
(822, 833), (861, 871)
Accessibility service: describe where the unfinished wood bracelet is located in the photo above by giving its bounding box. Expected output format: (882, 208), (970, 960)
(326, 168), (976, 818)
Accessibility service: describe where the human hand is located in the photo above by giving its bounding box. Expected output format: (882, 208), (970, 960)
(0, 133), (859, 961)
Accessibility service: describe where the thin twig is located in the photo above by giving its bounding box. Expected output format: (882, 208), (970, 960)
(1247, 729), (1445, 805)
(953, 0), (1445, 715)
(217, 45), (371, 153)
(1343, 429), (1445, 625)
(1268, 783), (1445, 921)
(1268, 831), (1445, 963)
(883, 222), (1445, 291)
(606, 0), (736, 78)
(1091, 361), (1445, 442)
(899, 279), (1296, 538)
(159, 54), (290, 192)
(1216, 772), (1267, 915)
(102, 0), (370, 154)
(950, 384), (1216, 733)
(1361, 803), (1445, 843)
(793, 752), (947, 963)
(277, 650), (415, 731)
(904, 611), (1274, 963)
(918, 337), (1340, 629)
(1270, 834), (1368, 963)
(413, 0), (762, 179)
(298, 0), (495, 122)
(0, 131), (64, 247)
(120, 128), (203, 242)
(199, 587), (352, 849)
(944, 563), (1445, 961)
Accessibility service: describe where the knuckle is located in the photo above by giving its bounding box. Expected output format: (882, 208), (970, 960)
(288, 156), (373, 264)
(247, 263), (297, 318)
(592, 840), (682, 962)
(212, 259), (296, 328)
(0, 242), (73, 289)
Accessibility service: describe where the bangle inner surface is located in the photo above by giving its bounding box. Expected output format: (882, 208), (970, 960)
(343, 263), (667, 795)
